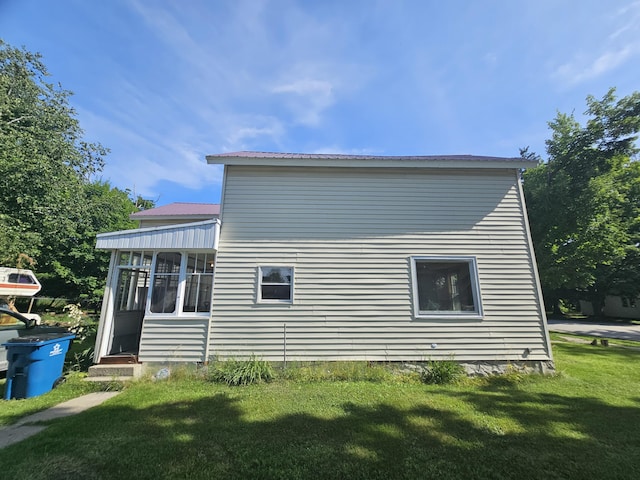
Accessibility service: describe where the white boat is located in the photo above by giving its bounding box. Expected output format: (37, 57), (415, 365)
(0, 267), (43, 325)
(0, 267), (42, 297)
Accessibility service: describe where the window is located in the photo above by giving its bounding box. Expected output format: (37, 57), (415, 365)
(7, 273), (36, 284)
(119, 250), (215, 316)
(114, 251), (151, 312)
(258, 266), (293, 303)
(411, 256), (482, 318)
(622, 297), (637, 308)
(117, 250), (153, 267)
(114, 269), (148, 312)
(150, 252), (181, 313)
(183, 254), (214, 313)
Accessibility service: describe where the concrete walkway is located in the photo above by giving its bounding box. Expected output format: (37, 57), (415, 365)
(0, 391), (120, 449)
(547, 318), (640, 342)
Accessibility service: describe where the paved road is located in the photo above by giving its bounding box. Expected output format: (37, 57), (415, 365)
(547, 318), (640, 342)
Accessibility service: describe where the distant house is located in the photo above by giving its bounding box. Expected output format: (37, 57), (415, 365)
(93, 152), (553, 372)
(580, 296), (640, 319)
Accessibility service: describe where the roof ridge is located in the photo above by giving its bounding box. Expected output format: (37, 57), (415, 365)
(206, 151), (524, 161)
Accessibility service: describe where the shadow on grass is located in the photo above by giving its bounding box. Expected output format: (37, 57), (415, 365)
(1, 382), (639, 480)
(552, 340), (640, 360)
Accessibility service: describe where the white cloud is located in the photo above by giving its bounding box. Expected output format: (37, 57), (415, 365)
(552, 1), (640, 86)
(102, 144), (224, 200)
(554, 44), (638, 85)
(83, 0), (371, 195)
(272, 77), (335, 126)
(223, 116), (286, 151)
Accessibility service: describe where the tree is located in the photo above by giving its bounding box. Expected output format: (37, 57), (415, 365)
(42, 181), (141, 306)
(523, 88), (640, 316)
(0, 40), (144, 306)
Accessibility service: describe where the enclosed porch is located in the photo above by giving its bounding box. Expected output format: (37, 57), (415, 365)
(93, 219), (220, 365)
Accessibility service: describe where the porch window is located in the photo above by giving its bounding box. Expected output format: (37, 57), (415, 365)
(411, 256), (482, 318)
(183, 253), (214, 312)
(115, 269), (148, 312)
(150, 252), (181, 313)
(118, 251), (153, 267)
(114, 251), (151, 312)
(258, 266), (293, 303)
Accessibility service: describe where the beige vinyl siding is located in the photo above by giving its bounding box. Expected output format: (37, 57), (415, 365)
(210, 166), (550, 362)
(138, 317), (209, 362)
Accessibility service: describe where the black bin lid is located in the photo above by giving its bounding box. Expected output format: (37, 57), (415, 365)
(5, 332), (74, 343)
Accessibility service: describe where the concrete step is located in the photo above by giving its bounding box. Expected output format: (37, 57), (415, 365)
(84, 376), (138, 383)
(87, 363), (143, 380)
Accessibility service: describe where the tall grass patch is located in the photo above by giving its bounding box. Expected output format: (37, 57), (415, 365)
(421, 359), (465, 384)
(208, 356), (274, 386)
(280, 361), (420, 383)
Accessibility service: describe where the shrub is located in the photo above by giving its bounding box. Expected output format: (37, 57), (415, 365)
(421, 359), (465, 384)
(208, 356), (274, 386)
(66, 346), (95, 373)
(62, 304), (98, 373)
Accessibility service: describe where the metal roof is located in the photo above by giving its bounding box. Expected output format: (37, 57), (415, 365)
(130, 202), (220, 220)
(96, 219), (220, 251)
(206, 151), (536, 169)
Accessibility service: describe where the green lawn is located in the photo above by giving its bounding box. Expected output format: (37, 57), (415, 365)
(0, 373), (115, 426)
(1, 336), (639, 480)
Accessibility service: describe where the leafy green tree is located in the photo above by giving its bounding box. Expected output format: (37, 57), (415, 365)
(42, 181), (140, 306)
(523, 88), (640, 316)
(0, 40), (144, 306)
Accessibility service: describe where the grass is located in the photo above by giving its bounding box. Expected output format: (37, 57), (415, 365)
(0, 314), (103, 425)
(0, 337), (639, 479)
(0, 373), (121, 426)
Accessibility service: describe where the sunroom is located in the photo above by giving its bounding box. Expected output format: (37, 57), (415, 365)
(93, 219), (220, 364)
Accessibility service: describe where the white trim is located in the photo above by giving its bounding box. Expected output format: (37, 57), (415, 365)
(219, 164), (228, 222)
(94, 250), (117, 362)
(204, 252), (218, 362)
(410, 256), (483, 320)
(256, 265), (294, 304)
(517, 174), (553, 360)
(177, 251), (188, 315)
(207, 153), (536, 170)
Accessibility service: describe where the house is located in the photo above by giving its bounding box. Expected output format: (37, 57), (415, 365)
(93, 152), (553, 373)
(580, 296), (640, 319)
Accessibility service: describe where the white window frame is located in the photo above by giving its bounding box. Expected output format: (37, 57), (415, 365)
(182, 253), (215, 314)
(257, 266), (294, 304)
(113, 250), (153, 313)
(145, 251), (214, 317)
(410, 256), (483, 319)
(149, 252), (183, 314)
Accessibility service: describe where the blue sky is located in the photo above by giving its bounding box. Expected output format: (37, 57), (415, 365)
(2, 0), (639, 205)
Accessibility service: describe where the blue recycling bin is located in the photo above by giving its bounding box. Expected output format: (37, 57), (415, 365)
(3, 332), (75, 400)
